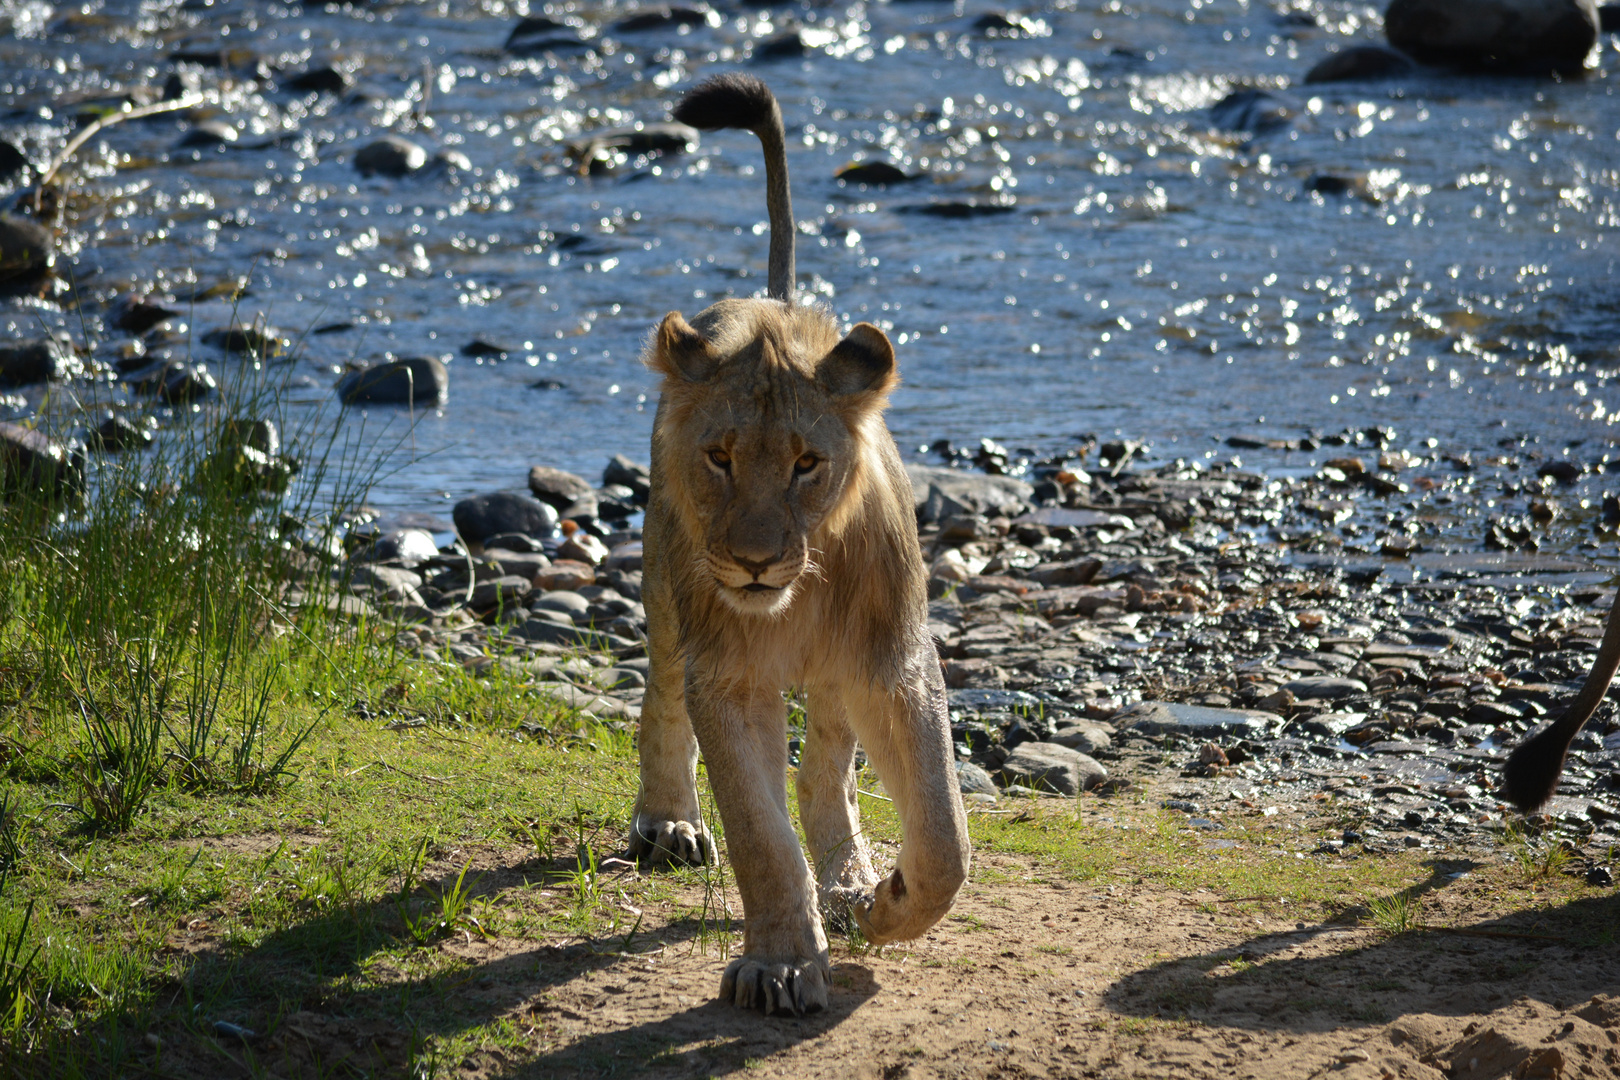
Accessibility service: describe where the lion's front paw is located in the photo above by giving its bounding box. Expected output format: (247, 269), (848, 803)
(852, 869), (954, 946)
(628, 815), (713, 867)
(719, 956), (828, 1016)
(818, 881), (878, 933)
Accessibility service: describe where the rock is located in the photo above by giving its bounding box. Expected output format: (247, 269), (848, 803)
(0, 214), (52, 286)
(1603, 4), (1620, 31)
(469, 575), (532, 610)
(1304, 44), (1416, 82)
(1208, 89), (1291, 134)
(335, 356), (448, 406)
(606, 542), (643, 572)
(362, 528), (439, 565)
(906, 464), (1033, 522)
(898, 200), (1018, 219)
(0, 420), (84, 500)
(536, 682), (641, 722)
(565, 123), (699, 167)
(453, 492), (558, 544)
(1015, 507), (1137, 530)
(535, 559), (596, 591)
(354, 135), (428, 178)
(0, 140), (27, 184)
(176, 121), (237, 148)
(604, 455), (651, 503)
(1051, 722), (1112, 755)
(957, 761), (1000, 796)
(1385, 0), (1599, 74)
(504, 16), (587, 53)
(350, 564), (424, 602)
(950, 688), (1041, 712)
(282, 64), (351, 94)
(558, 530), (610, 565)
(219, 418), (278, 457)
(528, 465), (594, 511)
(111, 296), (179, 334)
(1026, 558), (1102, 587)
(124, 359), (217, 403)
(754, 31), (809, 59)
(1282, 676), (1369, 700)
(483, 547), (551, 581)
(513, 618), (623, 652)
(1198, 742), (1230, 767)
(90, 414), (154, 452)
(1114, 701), (1284, 738)
(1000, 742), (1107, 796)
(836, 161), (914, 185)
(0, 337), (79, 384)
(533, 590), (591, 616)
(462, 338), (511, 359)
(202, 324), (289, 358)
(612, 6), (712, 32)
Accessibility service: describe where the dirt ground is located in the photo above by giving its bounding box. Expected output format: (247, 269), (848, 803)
(161, 844), (1618, 1080)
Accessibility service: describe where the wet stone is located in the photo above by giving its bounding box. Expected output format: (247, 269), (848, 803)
(176, 121), (237, 148)
(1282, 676), (1368, 700)
(1114, 701), (1284, 738)
(453, 492), (558, 545)
(336, 356), (448, 406)
(0, 336), (79, 385)
(1304, 45), (1415, 83)
(528, 465), (594, 511)
(90, 414), (155, 453)
(0, 213), (52, 285)
(354, 135), (428, 178)
(956, 761), (1000, 797)
(0, 421), (84, 499)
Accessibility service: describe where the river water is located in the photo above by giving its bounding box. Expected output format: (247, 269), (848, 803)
(3, 0), (1619, 527)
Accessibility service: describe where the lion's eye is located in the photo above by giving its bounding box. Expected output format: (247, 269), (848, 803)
(794, 453), (820, 475)
(708, 449), (731, 470)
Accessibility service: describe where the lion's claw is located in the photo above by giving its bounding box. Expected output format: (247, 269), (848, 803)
(720, 956), (827, 1016)
(628, 816), (712, 867)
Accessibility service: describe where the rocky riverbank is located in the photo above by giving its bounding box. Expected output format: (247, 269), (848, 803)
(322, 432), (1620, 890)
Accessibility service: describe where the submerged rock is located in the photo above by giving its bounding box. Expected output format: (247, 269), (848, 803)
(835, 161), (914, 185)
(1305, 44), (1416, 82)
(336, 356), (448, 406)
(1209, 89), (1292, 134)
(0, 214), (52, 287)
(202, 324), (289, 358)
(1385, 0), (1599, 75)
(0, 337), (79, 385)
(354, 136), (427, 178)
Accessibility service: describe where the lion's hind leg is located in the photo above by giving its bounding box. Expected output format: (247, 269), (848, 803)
(797, 688), (881, 930)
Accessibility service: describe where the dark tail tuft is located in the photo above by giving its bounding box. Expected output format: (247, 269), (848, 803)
(673, 73), (777, 133)
(1501, 717), (1577, 812)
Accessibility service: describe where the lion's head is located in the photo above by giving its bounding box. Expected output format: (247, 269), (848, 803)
(647, 299), (898, 616)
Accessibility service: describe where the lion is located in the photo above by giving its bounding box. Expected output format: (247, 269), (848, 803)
(625, 72), (971, 1016)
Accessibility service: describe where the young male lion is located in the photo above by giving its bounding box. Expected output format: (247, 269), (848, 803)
(627, 73), (971, 1016)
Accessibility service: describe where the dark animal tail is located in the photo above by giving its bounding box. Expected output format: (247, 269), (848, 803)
(673, 73), (794, 302)
(1501, 584), (1620, 811)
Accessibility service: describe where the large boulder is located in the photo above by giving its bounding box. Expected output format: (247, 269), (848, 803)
(1385, 0), (1599, 74)
(453, 491), (558, 544)
(336, 356), (448, 406)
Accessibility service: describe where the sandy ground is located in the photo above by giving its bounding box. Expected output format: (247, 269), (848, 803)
(177, 842), (1618, 1080)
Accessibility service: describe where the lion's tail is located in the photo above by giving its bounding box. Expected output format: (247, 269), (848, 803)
(1502, 581), (1620, 811)
(673, 74), (794, 303)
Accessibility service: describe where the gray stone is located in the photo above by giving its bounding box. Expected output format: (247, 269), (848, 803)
(601, 666), (646, 690)
(1026, 558), (1102, 587)
(957, 761), (1000, 796)
(453, 492), (557, 544)
(336, 356), (448, 406)
(906, 464), (1032, 523)
(176, 121), (237, 148)
(0, 213), (52, 285)
(513, 619), (628, 652)
(1113, 701), (1284, 738)
(606, 542), (643, 572)
(1050, 722), (1112, 756)
(350, 564), (423, 601)
(0, 420), (84, 499)
(1305, 44), (1415, 83)
(202, 324), (289, 358)
(603, 455), (650, 502)
(354, 135), (428, 177)
(124, 359), (217, 403)
(469, 574), (533, 609)
(949, 688), (1041, 713)
(999, 743), (1107, 796)
(1282, 676), (1369, 700)
(539, 683), (641, 722)
(1014, 507), (1137, 530)
(363, 528), (439, 566)
(90, 415), (154, 453)
(484, 547), (551, 581)
(528, 465), (594, 510)
(1386, 0), (1598, 74)
(533, 590), (590, 615)
(0, 337), (79, 385)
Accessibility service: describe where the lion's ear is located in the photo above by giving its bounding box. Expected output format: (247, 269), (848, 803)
(649, 311), (721, 383)
(818, 323), (897, 400)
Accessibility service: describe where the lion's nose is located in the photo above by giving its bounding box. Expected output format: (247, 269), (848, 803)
(730, 551), (783, 578)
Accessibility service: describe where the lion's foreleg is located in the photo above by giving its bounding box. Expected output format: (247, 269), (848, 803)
(797, 689), (881, 926)
(841, 663), (970, 946)
(687, 682), (830, 1014)
(630, 637), (711, 866)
